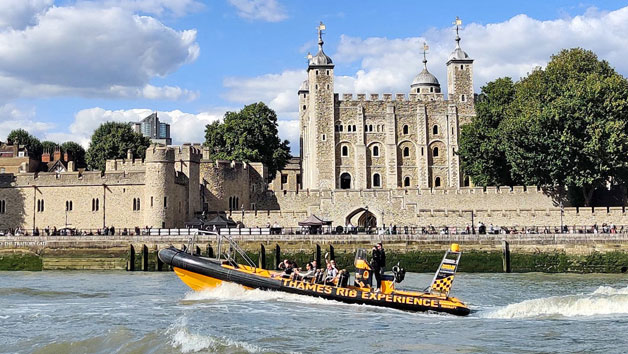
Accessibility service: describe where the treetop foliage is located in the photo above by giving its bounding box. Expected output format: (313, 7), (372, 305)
(204, 102), (291, 180)
(86, 122), (150, 171)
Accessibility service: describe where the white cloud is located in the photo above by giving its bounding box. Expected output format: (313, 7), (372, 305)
(222, 69), (304, 119)
(0, 104), (54, 142)
(0, 4), (199, 101)
(221, 6), (628, 119)
(101, 0), (204, 17)
(0, 0), (53, 30)
(46, 107), (229, 148)
(228, 0), (287, 22)
(277, 120), (299, 153)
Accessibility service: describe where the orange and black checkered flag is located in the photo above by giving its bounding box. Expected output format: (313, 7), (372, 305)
(431, 275), (454, 295)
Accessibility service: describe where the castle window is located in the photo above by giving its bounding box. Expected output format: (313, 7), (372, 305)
(302, 105), (306, 110)
(353, 125), (357, 131)
(91, 198), (99, 212)
(151, 196), (154, 208)
(373, 145), (379, 157)
(403, 147), (410, 157)
(452, 127), (454, 134)
(416, 88), (420, 93)
(339, 125), (343, 132)
(433, 147), (439, 157)
(421, 147), (424, 156)
(65, 200), (73, 212)
(163, 196), (167, 209)
(369, 124), (373, 132)
(364, 125), (368, 131)
(335, 125), (339, 132)
(0, 200), (5, 214)
(316, 70), (319, 75)
(281, 174), (288, 184)
(372, 173), (381, 188)
(435, 177), (441, 187)
(430, 87), (434, 93)
(342, 146), (349, 157)
(133, 198), (141, 211)
(326, 70), (330, 75)
(322, 134), (326, 141)
(347, 125), (351, 132)
(403, 125), (409, 135)
(376, 125), (380, 132)
(404, 177), (411, 187)
(326, 84), (330, 90)
(461, 94), (466, 102)
(340, 173), (351, 189)
(433, 125), (439, 135)
(460, 65), (464, 70)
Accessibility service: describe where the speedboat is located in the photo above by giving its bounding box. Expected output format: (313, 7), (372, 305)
(158, 233), (470, 316)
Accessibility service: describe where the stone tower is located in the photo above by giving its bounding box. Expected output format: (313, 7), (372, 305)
(301, 22), (335, 190)
(446, 17), (475, 125)
(175, 144), (201, 219)
(144, 145), (175, 228)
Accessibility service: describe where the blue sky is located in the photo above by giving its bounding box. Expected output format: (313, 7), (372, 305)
(1, 0), (628, 154)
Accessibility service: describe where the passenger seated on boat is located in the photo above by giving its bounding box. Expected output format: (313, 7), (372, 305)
(324, 261), (339, 284)
(292, 262), (315, 281)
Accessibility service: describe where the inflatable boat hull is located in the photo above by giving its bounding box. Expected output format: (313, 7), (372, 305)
(159, 246), (470, 316)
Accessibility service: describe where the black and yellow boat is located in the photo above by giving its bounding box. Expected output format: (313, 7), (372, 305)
(159, 234), (470, 316)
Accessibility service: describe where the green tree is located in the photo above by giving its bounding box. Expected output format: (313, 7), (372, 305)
(204, 102), (291, 179)
(61, 141), (87, 168)
(6, 129), (42, 158)
(41, 141), (59, 155)
(86, 122), (151, 171)
(502, 48), (628, 206)
(458, 77), (515, 186)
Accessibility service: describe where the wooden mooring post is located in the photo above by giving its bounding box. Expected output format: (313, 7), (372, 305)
(142, 245), (149, 271)
(127, 244), (135, 271)
(275, 244), (281, 269)
(316, 244), (321, 269)
(259, 244), (266, 269)
(502, 240), (511, 273)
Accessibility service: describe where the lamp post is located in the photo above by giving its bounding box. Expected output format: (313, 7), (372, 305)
(560, 201), (564, 234)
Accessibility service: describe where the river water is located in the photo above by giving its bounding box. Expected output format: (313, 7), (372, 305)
(1, 271), (627, 353)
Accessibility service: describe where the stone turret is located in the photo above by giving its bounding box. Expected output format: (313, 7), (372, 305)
(446, 17), (474, 123)
(175, 144), (202, 219)
(144, 145), (175, 228)
(303, 21), (336, 190)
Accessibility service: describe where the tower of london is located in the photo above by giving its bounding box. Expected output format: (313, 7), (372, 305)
(299, 23), (475, 191)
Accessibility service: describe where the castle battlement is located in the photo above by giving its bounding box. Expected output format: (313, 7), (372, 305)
(5, 169), (147, 187)
(337, 92), (447, 104)
(105, 158), (145, 172)
(174, 143), (202, 163)
(145, 144), (175, 163)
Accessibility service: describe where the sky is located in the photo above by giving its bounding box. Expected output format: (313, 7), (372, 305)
(1, 0), (628, 154)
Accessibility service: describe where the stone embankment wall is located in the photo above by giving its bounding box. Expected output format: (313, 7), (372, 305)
(1, 234), (628, 273)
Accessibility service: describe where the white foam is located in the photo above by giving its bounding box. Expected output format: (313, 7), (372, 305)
(485, 285), (628, 319)
(182, 282), (346, 307)
(168, 317), (265, 353)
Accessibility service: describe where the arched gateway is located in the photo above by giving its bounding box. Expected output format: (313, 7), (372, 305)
(345, 208), (377, 228)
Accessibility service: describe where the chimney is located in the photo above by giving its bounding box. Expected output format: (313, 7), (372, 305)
(53, 147), (61, 162)
(41, 150), (50, 163)
(127, 149), (133, 160)
(67, 161), (75, 172)
(63, 151), (69, 162)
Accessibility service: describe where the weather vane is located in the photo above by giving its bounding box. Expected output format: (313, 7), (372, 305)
(453, 16), (462, 37)
(421, 42), (429, 67)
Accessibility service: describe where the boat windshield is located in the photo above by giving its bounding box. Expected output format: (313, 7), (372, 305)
(354, 248), (368, 264)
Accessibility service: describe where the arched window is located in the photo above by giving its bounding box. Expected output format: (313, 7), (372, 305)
(353, 125), (357, 131)
(340, 173), (351, 189)
(342, 146), (349, 157)
(461, 94), (466, 102)
(302, 105), (306, 110)
(416, 88), (420, 93)
(404, 177), (411, 187)
(460, 64), (464, 70)
(369, 125), (373, 132)
(136, 198), (140, 211)
(433, 125), (438, 135)
(430, 87), (434, 93)
(373, 145), (379, 157)
(435, 177), (441, 187)
(403, 147), (410, 157)
(403, 125), (409, 135)
(372, 173), (381, 188)
(433, 147), (439, 157)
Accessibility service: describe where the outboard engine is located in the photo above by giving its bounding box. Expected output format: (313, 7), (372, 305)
(392, 262), (406, 283)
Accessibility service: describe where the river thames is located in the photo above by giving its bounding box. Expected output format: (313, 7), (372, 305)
(1, 271), (627, 353)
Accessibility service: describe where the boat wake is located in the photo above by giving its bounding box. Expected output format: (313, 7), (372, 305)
(181, 282), (346, 307)
(485, 285), (628, 319)
(168, 317), (269, 353)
